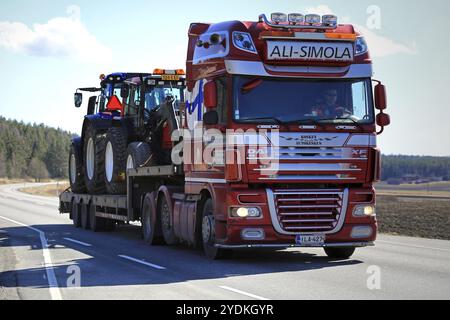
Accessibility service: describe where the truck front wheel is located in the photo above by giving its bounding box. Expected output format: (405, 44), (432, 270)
(142, 193), (164, 245)
(201, 199), (232, 260)
(324, 247), (356, 260)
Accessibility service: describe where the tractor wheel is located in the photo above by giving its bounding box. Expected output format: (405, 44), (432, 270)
(83, 124), (106, 194)
(69, 139), (86, 193)
(126, 142), (154, 170)
(105, 127), (128, 195)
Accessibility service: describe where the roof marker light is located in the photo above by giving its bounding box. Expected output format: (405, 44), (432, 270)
(288, 13), (305, 24)
(322, 14), (338, 27)
(305, 14), (321, 24)
(271, 12), (287, 24)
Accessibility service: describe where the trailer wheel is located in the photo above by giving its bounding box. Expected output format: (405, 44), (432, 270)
(81, 202), (90, 230)
(71, 200), (81, 228)
(126, 142), (154, 169)
(324, 247), (356, 260)
(201, 199), (232, 260)
(89, 202), (105, 232)
(69, 139), (86, 193)
(84, 124), (106, 194)
(159, 194), (178, 245)
(105, 128), (128, 195)
(141, 193), (164, 245)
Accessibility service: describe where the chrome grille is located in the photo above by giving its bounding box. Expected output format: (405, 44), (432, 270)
(269, 189), (347, 234)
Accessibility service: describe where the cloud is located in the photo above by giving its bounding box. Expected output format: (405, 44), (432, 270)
(0, 5), (112, 63)
(303, 5), (418, 58)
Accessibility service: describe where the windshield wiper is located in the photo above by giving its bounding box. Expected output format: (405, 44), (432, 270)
(239, 116), (290, 131)
(319, 117), (363, 130)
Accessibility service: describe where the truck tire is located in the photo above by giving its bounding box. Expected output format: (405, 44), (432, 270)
(158, 194), (179, 246)
(126, 142), (154, 169)
(84, 124), (106, 194)
(81, 202), (90, 230)
(141, 193), (164, 245)
(71, 200), (81, 228)
(105, 128), (127, 195)
(324, 247), (356, 260)
(201, 198), (232, 260)
(69, 139), (86, 193)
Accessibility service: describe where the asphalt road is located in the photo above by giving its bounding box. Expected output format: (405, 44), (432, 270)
(1, 183), (449, 300)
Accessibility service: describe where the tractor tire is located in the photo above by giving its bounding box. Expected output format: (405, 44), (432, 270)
(69, 139), (86, 193)
(126, 142), (155, 170)
(105, 127), (128, 195)
(83, 124), (106, 194)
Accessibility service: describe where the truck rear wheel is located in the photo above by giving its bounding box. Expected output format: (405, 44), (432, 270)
(84, 124), (106, 194)
(71, 200), (81, 228)
(141, 193), (164, 245)
(69, 139), (86, 193)
(89, 202), (105, 232)
(201, 199), (232, 260)
(126, 142), (154, 169)
(105, 128), (127, 195)
(324, 247), (356, 260)
(159, 194), (178, 245)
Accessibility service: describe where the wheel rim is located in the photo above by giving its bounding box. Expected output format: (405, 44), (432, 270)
(86, 138), (95, 180)
(105, 141), (114, 182)
(70, 154), (76, 184)
(126, 155), (134, 170)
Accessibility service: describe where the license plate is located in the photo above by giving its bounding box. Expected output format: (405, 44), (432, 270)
(267, 41), (354, 62)
(161, 75), (181, 81)
(296, 234), (326, 247)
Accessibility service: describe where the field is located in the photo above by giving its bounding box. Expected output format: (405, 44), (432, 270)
(376, 195), (450, 240)
(376, 181), (450, 197)
(19, 182), (69, 197)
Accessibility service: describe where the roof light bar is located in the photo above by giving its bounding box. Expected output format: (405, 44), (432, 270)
(271, 12), (287, 24)
(305, 14), (321, 24)
(259, 13), (338, 30)
(322, 14), (338, 27)
(288, 13), (305, 24)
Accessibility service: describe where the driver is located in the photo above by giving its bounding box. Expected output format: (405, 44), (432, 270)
(310, 89), (350, 118)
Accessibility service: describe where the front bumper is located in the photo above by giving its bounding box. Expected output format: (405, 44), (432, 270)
(215, 241), (375, 249)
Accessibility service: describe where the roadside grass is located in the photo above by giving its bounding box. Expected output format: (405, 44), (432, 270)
(0, 178), (35, 185)
(377, 195), (450, 240)
(376, 181), (450, 197)
(19, 182), (70, 197)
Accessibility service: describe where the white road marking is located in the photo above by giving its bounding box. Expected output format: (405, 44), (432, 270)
(118, 255), (166, 270)
(63, 238), (92, 247)
(219, 286), (270, 300)
(0, 215), (63, 300)
(377, 240), (450, 253)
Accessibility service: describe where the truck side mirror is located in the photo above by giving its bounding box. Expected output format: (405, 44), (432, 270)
(203, 110), (219, 125)
(74, 93), (82, 108)
(374, 83), (387, 110)
(204, 81), (217, 109)
(376, 113), (390, 127)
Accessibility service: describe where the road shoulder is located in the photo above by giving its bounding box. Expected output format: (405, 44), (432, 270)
(0, 230), (21, 300)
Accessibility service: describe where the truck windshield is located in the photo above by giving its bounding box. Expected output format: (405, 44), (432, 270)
(144, 86), (184, 111)
(233, 76), (374, 124)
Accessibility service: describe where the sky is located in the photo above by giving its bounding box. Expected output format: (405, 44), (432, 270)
(0, 0), (449, 156)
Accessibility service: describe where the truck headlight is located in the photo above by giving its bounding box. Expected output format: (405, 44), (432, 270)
(230, 207), (262, 218)
(353, 205), (376, 217)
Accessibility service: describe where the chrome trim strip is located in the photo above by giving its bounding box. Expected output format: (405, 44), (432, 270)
(185, 177), (227, 184)
(225, 60), (373, 78)
(266, 188), (349, 235)
(215, 241), (374, 249)
(260, 176), (357, 181)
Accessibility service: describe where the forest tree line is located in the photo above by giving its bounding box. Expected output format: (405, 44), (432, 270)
(0, 117), (73, 181)
(0, 117), (449, 181)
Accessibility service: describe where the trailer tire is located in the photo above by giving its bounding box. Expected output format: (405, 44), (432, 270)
(105, 127), (128, 195)
(158, 194), (179, 246)
(142, 193), (165, 245)
(84, 124), (107, 194)
(126, 142), (155, 169)
(201, 198), (232, 260)
(81, 202), (90, 230)
(69, 140), (86, 193)
(324, 247), (356, 260)
(89, 202), (105, 232)
(71, 200), (81, 228)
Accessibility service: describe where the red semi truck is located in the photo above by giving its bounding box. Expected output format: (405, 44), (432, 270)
(60, 12), (391, 260)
